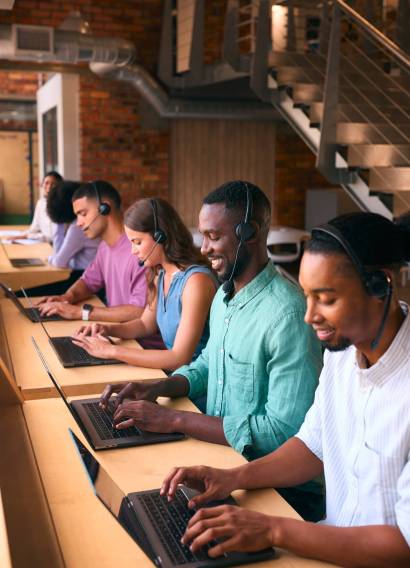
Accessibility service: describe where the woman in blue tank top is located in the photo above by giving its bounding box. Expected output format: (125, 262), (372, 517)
(73, 197), (217, 371)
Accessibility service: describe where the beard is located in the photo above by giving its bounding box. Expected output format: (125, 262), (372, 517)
(323, 336), (352, 352)
(219, 245), (251, 283)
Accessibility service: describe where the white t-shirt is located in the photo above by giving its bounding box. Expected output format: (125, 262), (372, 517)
(28, 196), (56, 242)
(296, 303), (410, 544)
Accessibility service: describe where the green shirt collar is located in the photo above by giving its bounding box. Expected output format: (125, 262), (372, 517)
(227, 261), (278, 309)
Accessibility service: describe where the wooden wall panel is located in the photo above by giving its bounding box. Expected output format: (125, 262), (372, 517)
(177, 0), (195, 73)
(170, 119), (277, 227)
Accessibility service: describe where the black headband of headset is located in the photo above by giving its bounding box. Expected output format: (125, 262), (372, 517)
(312, 223), (370, 282)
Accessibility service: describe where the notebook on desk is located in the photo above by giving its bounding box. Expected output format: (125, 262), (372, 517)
(0, 240), (44, 267)
(32, 337), (185, 450)
(21, 289), (120, 368)
(0, 282), (63, 322)
(70, 429), (276, 567)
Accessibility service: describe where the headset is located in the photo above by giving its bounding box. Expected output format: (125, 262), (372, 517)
(93, 181), (111, 216)
(223, 182), (256, 296)
(235, 183), (255, 243)
(150, 199), (166, 244)
(312, 223), (393, 349)
(138, 199), (167, 266)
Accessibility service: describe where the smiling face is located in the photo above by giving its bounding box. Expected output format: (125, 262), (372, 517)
(198, 203), (251, 283)
(124, 225), (162, 267)
(299, 251), (381, 352)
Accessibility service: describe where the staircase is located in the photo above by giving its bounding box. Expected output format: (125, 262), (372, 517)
(159, 0), (410, 219)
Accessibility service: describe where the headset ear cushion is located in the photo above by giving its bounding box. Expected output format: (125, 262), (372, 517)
(154, 229), (167, 244)
(235, 222), (255, 242)
(99, 202), (111, 216)
(366, 271), (390, 298)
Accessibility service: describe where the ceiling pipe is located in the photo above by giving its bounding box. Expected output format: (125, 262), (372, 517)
(0, 23), (277, 120)
(90, 62), (277, 120)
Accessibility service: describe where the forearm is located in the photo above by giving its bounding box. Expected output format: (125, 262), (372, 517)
(111, 345), (192, 371)
(274, 519), (410, 568)
(108, 317), (153, 339)
(65, 279), (92, 303)
(89, 304), (144, 323)
(234, 438), (323, 491)
(174, 412), (228, 446)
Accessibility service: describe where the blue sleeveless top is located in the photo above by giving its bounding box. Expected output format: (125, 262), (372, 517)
(156, 265), (217, 360)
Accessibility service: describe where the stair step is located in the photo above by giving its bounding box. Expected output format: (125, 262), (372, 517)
(274, 66), (324, 84)
(369, 167), (410, 191)
(288, 82), (410, 107)
(269, 51), (326, 69)
(337, 123), (410, 145)
(347, 145), (410, 167)
(309, 102), (410, 124)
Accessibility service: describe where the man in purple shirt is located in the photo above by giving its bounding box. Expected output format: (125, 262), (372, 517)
(38, 181), (148, 323)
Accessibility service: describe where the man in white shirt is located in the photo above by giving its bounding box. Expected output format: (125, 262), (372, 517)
(160, 212), (410, 567)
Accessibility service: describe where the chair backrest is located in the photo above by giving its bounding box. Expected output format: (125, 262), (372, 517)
(267, 226), (310, 263)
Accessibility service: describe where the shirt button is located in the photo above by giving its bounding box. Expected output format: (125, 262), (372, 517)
(224, 318), (229, 324)
(218, 380), (222, 385)
(220, 348), (224, 354)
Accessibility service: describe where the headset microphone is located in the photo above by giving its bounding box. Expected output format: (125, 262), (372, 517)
(138, 235), (162, 267)
(223, 182), (255, 301)
(370, 274), (393, 350)
(82, 214), (100, 233)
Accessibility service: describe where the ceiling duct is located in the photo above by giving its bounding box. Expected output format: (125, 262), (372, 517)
(0, 24), (136, 64)
(0, 23), (277, 120)
(90, 62), (277, 120)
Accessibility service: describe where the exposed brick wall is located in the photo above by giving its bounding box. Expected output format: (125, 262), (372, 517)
(274, 122), (334, 228)
(1, 0), (169, 209)
(0, 0), (338, 225)
(0, 71), (38, 131)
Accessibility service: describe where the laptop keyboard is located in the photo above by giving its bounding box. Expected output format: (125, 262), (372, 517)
(53, 337), (118, 365)
(84, 401), (141, 440)
(27, 307), (62, 322)
(138, 490), (217, 565)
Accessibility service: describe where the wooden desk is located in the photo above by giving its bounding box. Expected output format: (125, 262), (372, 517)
(23, 396), (335, 568)
(0, 228), (70, 290)
(1, 297), (165, 400)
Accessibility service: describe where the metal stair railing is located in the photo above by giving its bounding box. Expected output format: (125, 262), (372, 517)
(317, 0), (409, 213)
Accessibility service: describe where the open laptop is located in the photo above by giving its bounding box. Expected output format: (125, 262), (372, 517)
(0, 240), (44, 267)
(70, 429), (276, 567)
(0, 282), (63, 322)
(32, 337), (185, 450)
(22, 290), (121, 368)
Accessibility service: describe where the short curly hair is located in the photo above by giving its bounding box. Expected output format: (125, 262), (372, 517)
(47, 181), (81, 224)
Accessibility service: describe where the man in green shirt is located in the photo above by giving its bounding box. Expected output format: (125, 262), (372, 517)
(101, 181), (323, 519)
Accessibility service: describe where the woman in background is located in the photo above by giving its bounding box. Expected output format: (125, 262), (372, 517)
(20, 171), (63, 242)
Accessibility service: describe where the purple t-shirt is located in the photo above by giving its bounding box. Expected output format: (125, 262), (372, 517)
(81, 233), (147, 307)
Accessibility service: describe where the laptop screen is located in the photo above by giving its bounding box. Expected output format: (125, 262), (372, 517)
(70, 429), (125, 518)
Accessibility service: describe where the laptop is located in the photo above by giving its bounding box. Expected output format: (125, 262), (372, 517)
(22, 289), (121, 368)
(0, 282), (63, 322)
(32, 337), (185, 450)
(70, 429), (276, 567)
(0, 240), (44, 267)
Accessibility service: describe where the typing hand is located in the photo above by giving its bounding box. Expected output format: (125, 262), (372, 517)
(99, 379), (163, 409)
(38, 301), (81, 320)
(74, 322), (108, 338)
(71, 334), (115, 359)
(160, 465), (236, 508)
(112, 400), (178, 433)
(36, 293), (71, 305)
(182, 506), (277, 557)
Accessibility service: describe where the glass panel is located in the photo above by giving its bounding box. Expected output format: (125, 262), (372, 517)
(42, 106), (58, 175)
